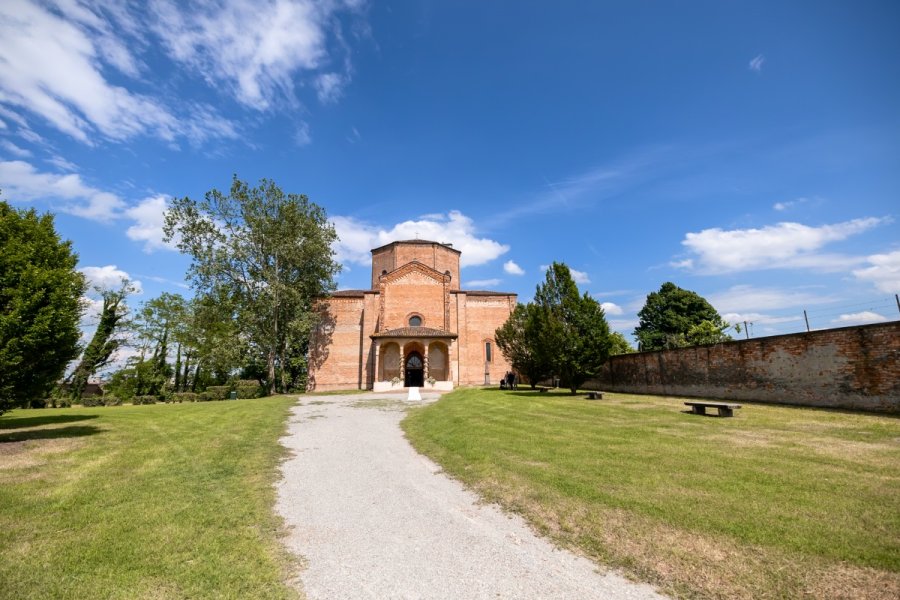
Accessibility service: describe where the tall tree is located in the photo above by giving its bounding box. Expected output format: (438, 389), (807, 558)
(633, 282), (730, 351)
(163, 176), (340, 394)
(495, 302), (550, 389)
(68, 282), (133, 402)
(0, 201), (86, 414)
(609, 331), (636, 355)
(532, 263), (612, 394)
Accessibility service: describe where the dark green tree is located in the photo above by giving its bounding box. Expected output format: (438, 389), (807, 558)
(164, 176), (340, 395)
(532, 263), (612, 394)
(495, 302), (550, 389)
(0, 201), (86, 414)
(68, 282), (133, 402)
(633, 282), (730, 351)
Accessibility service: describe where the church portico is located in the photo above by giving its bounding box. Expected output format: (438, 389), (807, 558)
(309, 240), (516, 392)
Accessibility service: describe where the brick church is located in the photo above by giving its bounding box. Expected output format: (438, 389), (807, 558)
(307, 240), (516, 391)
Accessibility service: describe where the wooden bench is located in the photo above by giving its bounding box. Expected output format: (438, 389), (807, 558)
(684, 401), (741, 417)
(586, 391), (603, 400)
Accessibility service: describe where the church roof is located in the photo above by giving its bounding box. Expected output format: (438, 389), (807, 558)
(371, 326), (458, 339)
(370, 239), (461, 254)
(453, 290), (516, 296)
(329, 289), (369, 297)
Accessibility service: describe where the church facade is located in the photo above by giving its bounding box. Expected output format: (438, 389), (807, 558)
(307, 240), (516, 391)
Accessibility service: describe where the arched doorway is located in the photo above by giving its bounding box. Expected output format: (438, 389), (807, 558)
(404, 351), (424, 387)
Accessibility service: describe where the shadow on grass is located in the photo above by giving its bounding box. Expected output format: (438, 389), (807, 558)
(0, 425), (103, 444)
(0, 414), (100, 430)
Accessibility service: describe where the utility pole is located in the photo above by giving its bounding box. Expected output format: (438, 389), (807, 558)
(803, 309), (810, 332)
(743, 320), (750, 339)
(895, 294), (899, 315)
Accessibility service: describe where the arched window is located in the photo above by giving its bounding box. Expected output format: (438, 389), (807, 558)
(409, 315), (422, 327)
(485, 340), (493, 363)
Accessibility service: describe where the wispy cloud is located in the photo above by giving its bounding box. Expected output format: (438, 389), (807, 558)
(332, 211), (509, 268)
(0, 0), (363, 147)
(503, 260), (525, 275)
(749, 54), (765, 72)
(465, 278), (502, 288)
(1, 140), (31, 158)
(675, 217), (889, 274)
(708, 284), (835, 314)
(831, 311), (888, 326)
(773, 197), (811, 211)
(125, 195), (178, 253)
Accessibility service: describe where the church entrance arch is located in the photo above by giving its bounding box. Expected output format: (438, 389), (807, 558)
(404, 351), (424, 387)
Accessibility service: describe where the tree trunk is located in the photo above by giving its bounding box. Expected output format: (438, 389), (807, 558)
(173, 344), (182, 391)
(267, 349), (277, 396)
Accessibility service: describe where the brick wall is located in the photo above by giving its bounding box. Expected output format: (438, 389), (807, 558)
(589, 321), (900, 412)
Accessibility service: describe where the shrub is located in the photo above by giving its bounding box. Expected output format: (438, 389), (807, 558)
(173, 392), (198, 403)
(103, 396), (122, 407)
(132, 395), (157, 405)
(205, 385), (230, 400)
(235, 381), (264, 399)
(81, 396), (104, 407)
(198, 391), (217, 402)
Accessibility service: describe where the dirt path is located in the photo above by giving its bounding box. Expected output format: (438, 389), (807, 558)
(276, 392), (666, 599)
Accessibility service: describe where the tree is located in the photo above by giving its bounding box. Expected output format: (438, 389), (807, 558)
(532, 263), (612, 394)
(164, 176), (340, 395)
(686, 319), (733, 346)
(68, 281), (134, 402)
(0, 201), (86, 414)
(609, 331), (636, 355)
(495, 303), (550, 389)
(634, 282), (730, 351)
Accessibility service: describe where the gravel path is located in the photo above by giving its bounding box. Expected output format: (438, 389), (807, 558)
(276, 392), (666, 600)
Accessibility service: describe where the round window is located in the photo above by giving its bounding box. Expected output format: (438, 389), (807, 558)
(409, 315), (422, 327)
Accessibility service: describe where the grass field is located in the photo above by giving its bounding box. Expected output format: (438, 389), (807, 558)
(403, 388), (900, 599)
(0, 396), (300, 600)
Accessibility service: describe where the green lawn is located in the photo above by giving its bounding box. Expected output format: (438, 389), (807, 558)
(403, 388), (900, 599)
(0, 397), (300, 600)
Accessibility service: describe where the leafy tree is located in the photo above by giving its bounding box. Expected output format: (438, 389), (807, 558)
(164, 176), (340, 394)
(532, 263), (612, 394)
(68, 282), (134, 402)
(634, 282), (730, 351)
(495, 303), (550, 389)
(686, 319), (733, 346)
(0, 201), (86, 414)
(609, 331), (636, 355)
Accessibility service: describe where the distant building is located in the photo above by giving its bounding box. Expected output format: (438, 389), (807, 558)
(308, 240), (516, 391)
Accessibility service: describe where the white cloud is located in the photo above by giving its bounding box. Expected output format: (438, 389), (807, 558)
(832, 311), (888, 326)
(125, 195), (177, 253)
(1, 140), (31, 157)
(853, 250), (900, 293)
(570, 268), (590, 284)
(749, 54), (765, 72)
(0, 0), (240, 145)
(600, 302), (623, 315)
(465, 278), (502, 288)
(332, 211), (509, 268)
(678, 217), (888, 274)
(0, 160), (125, 221)
(80, 265), (142, 294)
(709, 285), (834, 314)
(503, 260), (525, 275)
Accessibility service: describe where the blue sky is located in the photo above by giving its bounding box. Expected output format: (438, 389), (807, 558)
(2, 0), (899, 347)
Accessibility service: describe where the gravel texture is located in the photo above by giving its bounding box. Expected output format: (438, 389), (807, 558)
(276, 392), (667, 600)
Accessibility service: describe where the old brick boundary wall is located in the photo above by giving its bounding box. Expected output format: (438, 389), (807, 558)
(588, 321), (900, 413)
